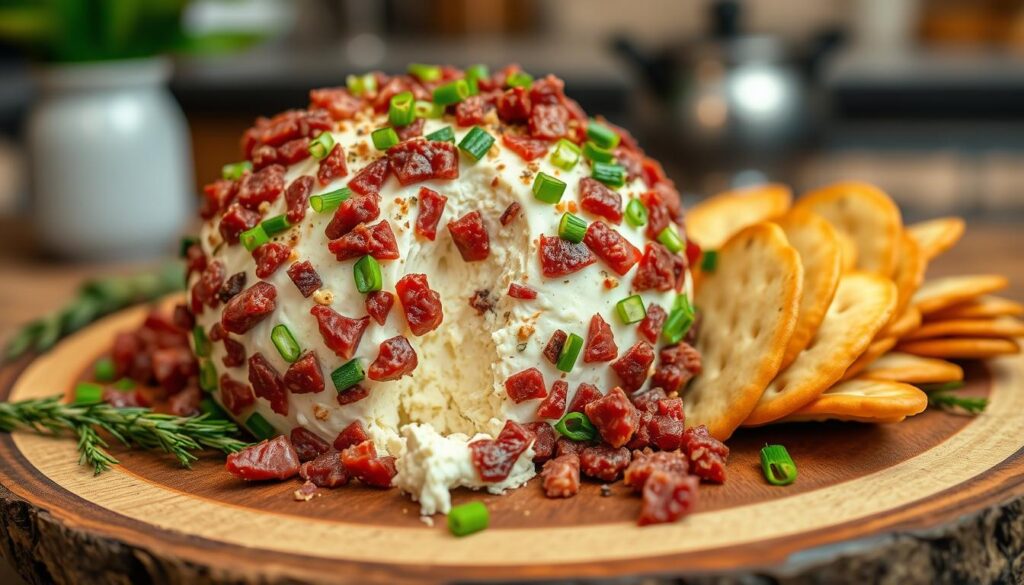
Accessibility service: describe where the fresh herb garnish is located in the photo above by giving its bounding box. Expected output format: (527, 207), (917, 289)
(928, 392), (988, 415)
(0, 396), (249, 474)
(3, 263), (184, 362)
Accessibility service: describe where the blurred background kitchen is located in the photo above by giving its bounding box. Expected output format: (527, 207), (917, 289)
(0, 1), (1022, 580)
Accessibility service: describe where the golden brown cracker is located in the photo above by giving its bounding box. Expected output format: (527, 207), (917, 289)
(775, 210), (843, 370)
(880, 306), (922, 340)
(907, 216), (965, 261)
(793, 181), (902, 277)
(890, 232), (927, 321)
(861, 351), (964, 385)
(896, 337), (1020, 359)
(912, 275), (1010, 315)
(685, 184), (792, 250)
(841, 336), (898, 381)
(927, 295), (1024, 321)
(776, 378), (928, 424)
(683, 223), (803, 440)
(744, 272), (898, 426)
(903, 317), (1024, 341)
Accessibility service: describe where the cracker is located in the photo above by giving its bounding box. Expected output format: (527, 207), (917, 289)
(685, 184), (792, 250)
(683, 222), (803, 440)
(841, 336), (898, 381)
(743, 272), (897, 426)
(836, 232), (858, 272)
(775, 379), (928, 424)
(912, 275), (1009, 315)
(793, 181), (902, 277)
(774, 209), (843, 370)
(889, 231), (927, 321)
(903, 317), (1024, 341)
(861, 351), (964, 385)
(880, 306), (922, 340)
(895, 337), (1020, 359)
(907, 216), (965, 261)
(927, 295), (1024, 321)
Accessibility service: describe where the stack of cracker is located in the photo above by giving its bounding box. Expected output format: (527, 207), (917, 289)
(681, 182), (1020, 440)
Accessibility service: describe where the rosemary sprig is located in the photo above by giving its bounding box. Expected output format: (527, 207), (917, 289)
(3, 262), (185, 363)
(928, 392), (988, 415)
(0, 396), (249, 474)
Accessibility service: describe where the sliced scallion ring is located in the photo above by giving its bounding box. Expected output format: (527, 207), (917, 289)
(458, 126), (494, 161)
(245, 412), (277, 441)
(532, 172), (566, 204)
(505, 71), (533, 88)
(448, 501), (489, 537)
(371, 127), (400, 151)
(701, 249), (719, 273)
(615, 295), (647, 324)
(425, 126), (455, 143)
(625, 199), (648, 227)
(558, 213), (588, 243)
(582, 141), (614, 163)
(271, 324), (301, 363)
(221, 160), (252, 181)
(331, 359), (365, 393)
(308, 131), (335, 160)
(388, 91), (416, 127)
(408, 63), (441, 82)
(433, 79), (470, 106)
(657, 226), (685, 254)
(72, 382), (104, 405)
(760, 444), (797, 486)
(240, 225), (269, 252)
(556, 333), (584, 373)
(554, 411), (597, 441)
(310, 187), (352, 213)
(261, 214), (291, 236)
(353, 255), (383, 293)
(550, 138), (581, 171)
(591, 162), (626, 188)
(586, 120), (621, 149)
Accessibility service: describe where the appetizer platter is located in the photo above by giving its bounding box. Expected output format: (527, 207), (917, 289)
(1, 64), (1023, 584)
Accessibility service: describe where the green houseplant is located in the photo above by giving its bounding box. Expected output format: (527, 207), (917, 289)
(0, 0), (263, 260)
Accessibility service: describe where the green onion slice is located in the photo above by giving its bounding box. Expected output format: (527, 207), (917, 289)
(465, 64), (489, 95)
(625, 199), (648, 227)
(582, 141), (615, 163)
(591, 162), (626, 188)
(221, 161), (252, 181)
(558, 212), (588, 244)
(353, 255), (383, 293)
(556, 333), (584, 373)
(331, 359), (365, 393)
(616, 295), (647, 325)
(310, 187), (352, 213)
(760, 444), (797, 486)
(93, 357), (116, 383)
(193, 325), (212, 358)
(240, 225), (269, 252)
(657, 226), (685, 254)
(532, 172), (567, 204)
(199, 359), (218, 392)
(458, 126), (494, 161)
(371, 127), (400, 151)
(261, 214), (291, 236)
(271, 324), (301, 363)
(506, 71), (533, 88)
(308, 131), (335, 160)
(701, 250), (719, 273)
(554, 412), (597, 441)
(425, 126), (456, 143)
(586, 120), (621, 149)
(448, 501), (489, 537)
(73, 382), (104, 405)
(414, 100), (444, 119)
(662, 294), (695, 345)
(346, 73), (377, 96)
(433, 79), (470, 106)
(245, 412), (277, 441)
(550, 139), (581, 171)
(408, 63), (441, 82)
(388, 90), (416, 127)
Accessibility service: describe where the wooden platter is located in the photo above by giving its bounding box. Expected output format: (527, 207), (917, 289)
(1, 304), (1024, 584)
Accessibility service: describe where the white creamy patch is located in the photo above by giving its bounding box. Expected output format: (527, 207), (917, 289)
(192, 108), (685, 514)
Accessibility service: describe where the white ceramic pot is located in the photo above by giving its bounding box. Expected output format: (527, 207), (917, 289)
(28, 57), (194, 261)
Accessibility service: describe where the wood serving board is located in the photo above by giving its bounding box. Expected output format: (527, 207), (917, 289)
(1, 304), (1023, 585)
